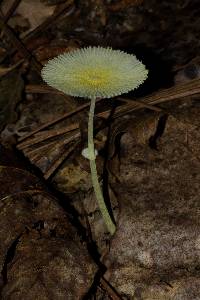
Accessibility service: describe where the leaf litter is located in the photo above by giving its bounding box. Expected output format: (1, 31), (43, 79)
(0, 145), (97, 299)
(1, 0), (200, 299)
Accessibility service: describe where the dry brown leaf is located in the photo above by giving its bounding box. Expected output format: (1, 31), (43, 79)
(1, 0), (56, 34)
(0, 148), (96, 299)
(34, 39), (80, 63)
(2, 232), (96, 300)
(104, 101), (200, 298)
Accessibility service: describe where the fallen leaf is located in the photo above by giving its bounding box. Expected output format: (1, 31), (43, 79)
(2, 0), (56, 34)
(104, 102), (200, 298)
(0, 147), (97, 299)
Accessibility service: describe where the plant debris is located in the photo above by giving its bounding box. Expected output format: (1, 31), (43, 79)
(1, 0), (200, 299)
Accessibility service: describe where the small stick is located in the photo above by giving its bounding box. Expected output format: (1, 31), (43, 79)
(44, 141), (78, 179)
(0, 11), (42, 73)
(100, 277), (122, 300)
(22, 0), (74, 43)
(118, 97), (162, 112)
(99, 78), (200, 119)
(18, 98), (103, 142)
(17, 123), (79, 150)
(3, 0), (21, 22)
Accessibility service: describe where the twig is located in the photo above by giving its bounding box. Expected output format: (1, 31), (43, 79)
(17, 123), (79, 150)
(99, 78), (200, 119)
(44, 141), (79, 179)
(18, 98), (103, 142)
(3, 0), (75, 64)
(19, 78), (200, 145)
(100, 277), (123, 300)
(20, 0), (74, 43)
(17, 78), (200, 179)
(118, 97), (162, 112)
(26, 77), (200, 122)
(25, 84), (64, 95)
(0, 11), (42, 73)
(23, 131), (79, 157)
(0, 58), (24, 77)
(3, 0), (21, 22)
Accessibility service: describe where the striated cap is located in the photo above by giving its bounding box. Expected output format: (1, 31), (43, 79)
(41, 46), (148, 99)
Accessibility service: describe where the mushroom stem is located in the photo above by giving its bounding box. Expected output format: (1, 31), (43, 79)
(88, 96), (116, 235)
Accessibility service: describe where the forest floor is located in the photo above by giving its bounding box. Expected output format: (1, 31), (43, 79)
(0, 1), (200, 299)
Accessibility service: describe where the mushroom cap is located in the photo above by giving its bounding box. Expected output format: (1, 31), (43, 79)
(41, 46), (148, 99)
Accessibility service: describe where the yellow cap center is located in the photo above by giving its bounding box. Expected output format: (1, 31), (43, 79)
(77, 68), (111, 88)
